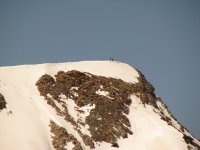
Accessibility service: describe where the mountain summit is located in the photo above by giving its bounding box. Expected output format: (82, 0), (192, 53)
(0, 61), (199, 150)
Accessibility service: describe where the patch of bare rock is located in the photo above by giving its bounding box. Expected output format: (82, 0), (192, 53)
(36, 69), (199, 149)
(0, 93), (6, 110)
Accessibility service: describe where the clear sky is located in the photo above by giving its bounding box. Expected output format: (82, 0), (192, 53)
(0, 0), (200, 138)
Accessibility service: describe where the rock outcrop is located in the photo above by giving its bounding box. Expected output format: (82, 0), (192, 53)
(36, 70), (137, 148)
(36, 69), (200, 150)
(0, 93), (6, 110)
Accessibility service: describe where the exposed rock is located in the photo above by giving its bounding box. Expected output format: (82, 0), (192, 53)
(160, 115), (172, 125)
(49, 120), (83, 150)
(183, 134), (200, 150)
(36, 70), (160, 148)
(81, 134), (95, 149)
(133, 69), (158, 108)
(0, 93), (7, 110)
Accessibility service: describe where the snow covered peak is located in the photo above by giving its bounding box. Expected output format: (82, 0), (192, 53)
(0, 61), (139, 84)
(0, 61), (199, 150)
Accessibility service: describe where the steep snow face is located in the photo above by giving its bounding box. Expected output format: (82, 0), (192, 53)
(128, 95), (187, 150)
(0, 61), (199, 150)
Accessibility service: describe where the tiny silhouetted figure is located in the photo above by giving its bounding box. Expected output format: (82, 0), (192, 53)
(109, 57), (114, 61)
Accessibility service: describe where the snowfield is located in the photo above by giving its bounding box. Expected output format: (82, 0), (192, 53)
(0, 61), (199, 150)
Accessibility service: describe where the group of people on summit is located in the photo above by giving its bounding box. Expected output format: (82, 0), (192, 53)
(109, 57), (114, 61)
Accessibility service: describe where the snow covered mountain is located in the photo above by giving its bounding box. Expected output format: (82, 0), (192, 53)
(0, 61), (199, 150)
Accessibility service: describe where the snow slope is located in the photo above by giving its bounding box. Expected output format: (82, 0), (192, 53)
(0, 61), (199, 150)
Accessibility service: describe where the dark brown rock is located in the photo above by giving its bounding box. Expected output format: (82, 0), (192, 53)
(0, 93), (7, 110)
(36, 69), (159, 148)
(49, 120), (83, 150)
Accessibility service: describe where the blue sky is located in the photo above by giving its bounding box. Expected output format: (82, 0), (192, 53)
(0, 0), (200, 138)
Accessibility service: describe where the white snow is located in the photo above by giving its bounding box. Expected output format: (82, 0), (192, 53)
(64, 142), (74, 150)
(0, 61), (139, 84)
(64, 98), (78, 121)
(124, 95), (188, 150)
(95, 89), (114, 99)
(0, 68), (53, 150)
(96, 89), (109, 96)
(0, 61), (199, 150)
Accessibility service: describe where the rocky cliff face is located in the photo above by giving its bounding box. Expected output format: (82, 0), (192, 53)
(0, 61), (199, 150)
